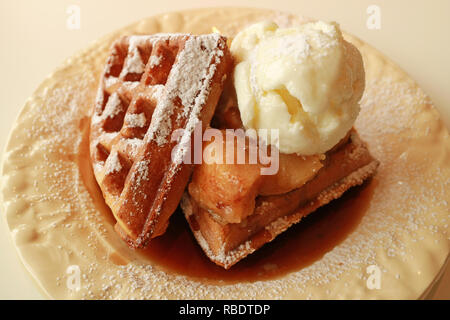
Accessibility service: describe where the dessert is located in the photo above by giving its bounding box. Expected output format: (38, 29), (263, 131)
(90, 34), (232, 247)
(4, 8), (448, 300)
(180, 21), (379, 268)
(91, 20), (379, 266)
(182, 129), (378, 268)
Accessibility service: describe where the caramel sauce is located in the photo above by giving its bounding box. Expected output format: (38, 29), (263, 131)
(138, 179), (376, 284)
(79, 118), (376, 285)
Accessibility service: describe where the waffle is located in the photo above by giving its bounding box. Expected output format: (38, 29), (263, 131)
(181, 130), (379, 269)
(90, 34), (232, 248)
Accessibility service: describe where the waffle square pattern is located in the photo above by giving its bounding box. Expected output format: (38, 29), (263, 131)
(90, 33), (232, 248)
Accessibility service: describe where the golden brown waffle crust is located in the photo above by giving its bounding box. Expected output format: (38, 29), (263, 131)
(181, 132), (379, 269)
(89, 33), (232, 248)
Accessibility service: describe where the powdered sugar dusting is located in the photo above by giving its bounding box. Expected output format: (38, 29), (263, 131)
(104, 150), (122, 174)
(149, 55), (162, 68)
(120, 37), (145, 76)
(133, 160), (149, 187)
(146, 33), (224, 153)
(125, 113), (146, 128)
(92, 92), (122, 124)
(104, 76), (119, 88)
(124, 138), (144, 158)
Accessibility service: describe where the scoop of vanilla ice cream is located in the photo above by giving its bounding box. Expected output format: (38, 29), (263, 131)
(230, 21), (365, 155)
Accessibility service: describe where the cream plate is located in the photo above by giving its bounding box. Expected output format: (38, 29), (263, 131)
(1, 8), (449, 299)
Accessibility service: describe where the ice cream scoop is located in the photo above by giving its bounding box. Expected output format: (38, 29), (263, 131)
(230, 21), (365, 155)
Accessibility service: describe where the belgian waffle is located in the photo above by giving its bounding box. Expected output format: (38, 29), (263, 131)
(181, 131), (379, 269)
(90, 34), (232, 248)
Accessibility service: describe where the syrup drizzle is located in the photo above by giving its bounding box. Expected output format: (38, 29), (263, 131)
(81, 121), (375, 285)
(138, 179), (376, 284)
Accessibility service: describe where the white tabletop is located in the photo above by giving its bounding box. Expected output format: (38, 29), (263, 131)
(1, 0), (449, 299)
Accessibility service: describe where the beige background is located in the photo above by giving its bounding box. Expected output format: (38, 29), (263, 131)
(0, 0), (449, 299)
